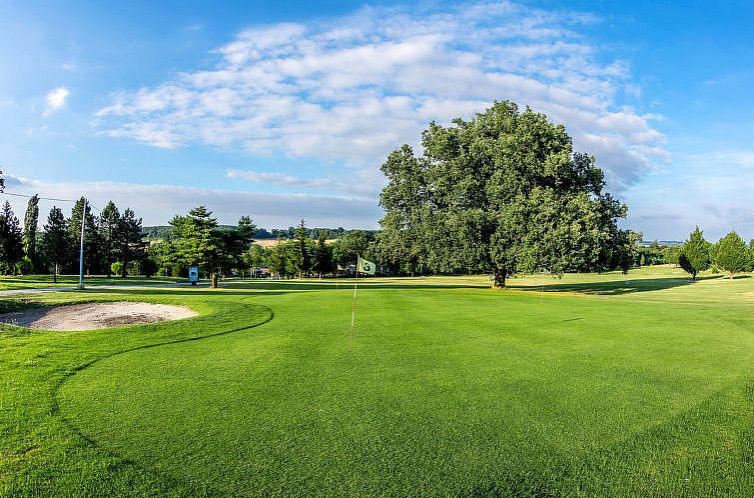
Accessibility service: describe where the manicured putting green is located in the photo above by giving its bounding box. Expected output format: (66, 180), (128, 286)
(57, 269), (753, 496)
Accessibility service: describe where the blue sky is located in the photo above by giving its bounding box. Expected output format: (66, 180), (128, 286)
(2, 0), (754, 239)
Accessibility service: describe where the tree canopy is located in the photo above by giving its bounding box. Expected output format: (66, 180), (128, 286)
(714, 231), (752, 278)
(377, 101), (629, 287)
(679, 226), (711, 280)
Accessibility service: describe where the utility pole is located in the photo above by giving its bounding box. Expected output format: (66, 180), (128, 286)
(78, 198), (86, 290)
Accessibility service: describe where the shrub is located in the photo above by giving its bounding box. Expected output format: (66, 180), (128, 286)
(16, 256), (34, 275)
(111, 261), (124, 276)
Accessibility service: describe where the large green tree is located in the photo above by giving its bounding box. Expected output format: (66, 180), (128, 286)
(267, 237), (288, 277)
(287, 219), (312, 278)
(98, 201), (121, 277)
(41, 206), (69, 283)
(22, 194), (39, 270)
(679, 226), (711, 280)
(116, 208), (145, 277)
(378, 101), (628, 287)
(313, 234), (333, 277)
(715, 231), (752, 278)
(170, 206), (220, 286)
(0, 201), (23, 274)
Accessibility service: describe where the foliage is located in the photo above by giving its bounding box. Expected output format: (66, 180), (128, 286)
(40, 206), (69, 282)
(637, 241), (666, 266)
(0, 200), (24, 273)
(331, 230), (373, 268)
(243, 243), (270, 269)
(714, 231), (752, 278)
(679, 226), (711, 280)
(377, 101), (628, 287)
(110, 261), (124, 276)
(313, 235), (334, 275)
(22, 194), (39, 270)
(98, 201), (121, 276)
(115, 208), (146, 277)
(662, 245), (681, 265)
(267, 236), (288, 276)
(16, 255), (34, 275)
(287, 219), (313, 277)
(67, 197), (101, 274)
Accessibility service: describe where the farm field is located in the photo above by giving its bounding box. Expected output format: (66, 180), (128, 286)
(1, 267), (752, 496)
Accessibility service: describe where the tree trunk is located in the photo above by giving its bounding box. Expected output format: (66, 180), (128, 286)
(53, 263), (58, 284)
(211, 272), (218, 288)
(492, 267), (507, 288)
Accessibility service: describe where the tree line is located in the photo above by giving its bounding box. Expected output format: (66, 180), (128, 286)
(675, 227), (754, 280)
(0, 194), (146, 281)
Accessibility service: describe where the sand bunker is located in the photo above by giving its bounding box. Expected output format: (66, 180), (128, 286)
(0, 302), (197, 331)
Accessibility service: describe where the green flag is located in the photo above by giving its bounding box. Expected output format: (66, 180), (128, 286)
(357, 256), (376, 275)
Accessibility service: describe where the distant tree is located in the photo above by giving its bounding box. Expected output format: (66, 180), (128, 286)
(267, 237), (288, 277)
(287, 219), (312, 278)
(22, 194), (39, 270)
(662, 245), (681, 266)
(313, 235), (333, 277)
(140, 256), (158, 277)
(243, 243), (269, 270)
(332, 230), (373, 268)
(116, 208), (146, 277)
(41, 206), (69, 283)
(216, 216), (256, 275)
(98, 201), (121, 277)
(170, 206), (220, 286)
(0, 168), (4, 191)
(0, 201), (24, 274)
(678, 226), (711, 280)
(378, 101), (628, 287)
(715, 231), (753, 278)
(148, 240), (180, 277)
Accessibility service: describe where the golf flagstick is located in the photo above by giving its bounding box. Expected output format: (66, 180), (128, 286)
(349, 268), (358, 352)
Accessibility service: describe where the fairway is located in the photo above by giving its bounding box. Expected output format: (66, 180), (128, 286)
(17, 268), (745, 496)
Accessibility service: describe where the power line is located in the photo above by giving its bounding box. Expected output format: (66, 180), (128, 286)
(1, 191), (102, 212)
(1, 191), (78, 203)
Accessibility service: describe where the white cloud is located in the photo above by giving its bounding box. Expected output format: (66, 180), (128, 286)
(226, 167), (383, 196)
(44, 87), (70, 115)
(624, 150), (754, 241)
(1, 174), (380, 228)
(96, 1), (666, 191)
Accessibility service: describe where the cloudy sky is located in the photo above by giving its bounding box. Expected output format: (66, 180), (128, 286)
(2, 0), (754, 240)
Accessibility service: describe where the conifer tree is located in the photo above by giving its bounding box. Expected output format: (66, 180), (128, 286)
(0, 201), (23, 274)
(715, 231), (753, 278)
(679, 226), (711, 280)
(98, 201), (121, 277)
(22, 194), (39, 270)
(116, 208), (145, 277)
(41, 206), (69, 283)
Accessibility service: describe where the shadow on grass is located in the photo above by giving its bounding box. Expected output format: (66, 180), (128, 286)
(511, 274), (723, 295)
(61, 273), (733, 297)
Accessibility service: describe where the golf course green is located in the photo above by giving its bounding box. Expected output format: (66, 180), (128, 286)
(2, 267), (752, 496)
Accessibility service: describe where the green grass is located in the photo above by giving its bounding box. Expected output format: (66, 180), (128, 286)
(0, 274), (185, 291)
(1, 267), (752, 496)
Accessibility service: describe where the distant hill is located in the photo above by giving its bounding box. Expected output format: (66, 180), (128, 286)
(142, 225), (377, 241)
(638, 240), (683, 247)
